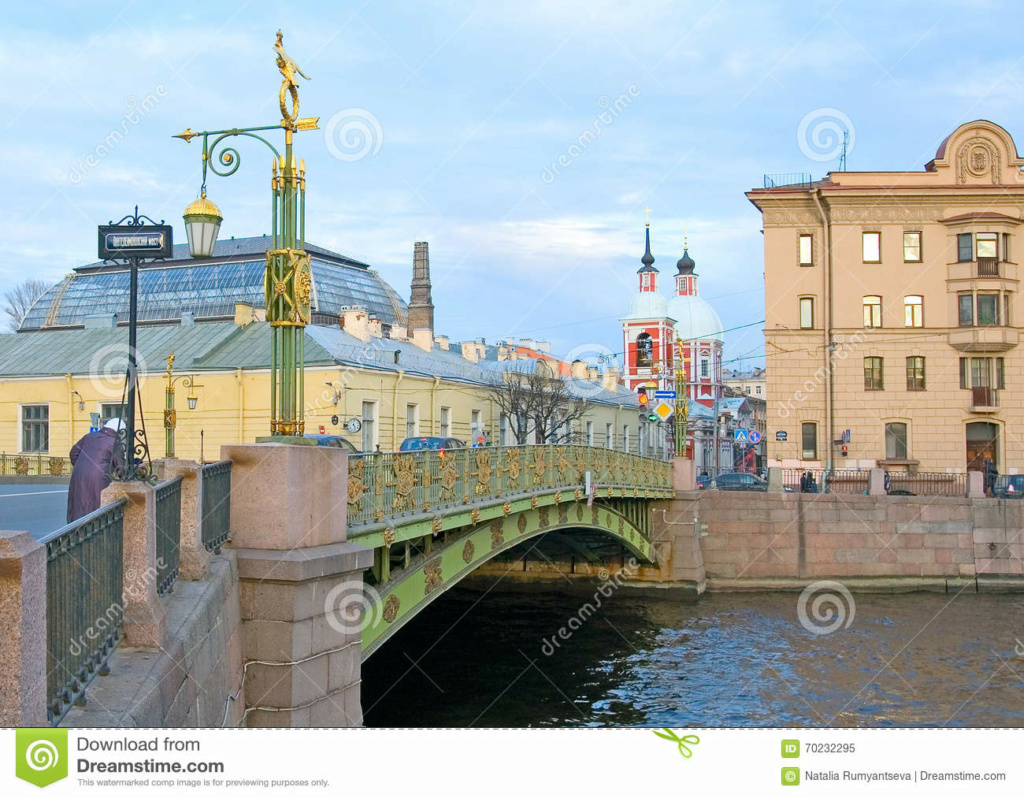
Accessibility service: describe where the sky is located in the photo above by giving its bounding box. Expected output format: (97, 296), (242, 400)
(4, 0), (1024, 372)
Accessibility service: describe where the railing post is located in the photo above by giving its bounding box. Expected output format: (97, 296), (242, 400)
(967, 470), (985, 499)
(100, 481), (167, 649)
(767, 467), (785, 493)
(0, 530), (47, 726)
(868, 468), (887, 496)
(159, 458), (209, 580)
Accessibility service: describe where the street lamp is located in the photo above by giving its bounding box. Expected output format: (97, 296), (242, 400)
(175, 30), (319, 441)
(163, 352), (202, 458)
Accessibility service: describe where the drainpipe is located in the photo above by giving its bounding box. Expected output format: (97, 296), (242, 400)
(811, 188), (835, 471)
(65, 373), (74, 445)
(391, 371), (405, 450)
(431, 376), (440, 435)
(236, 369), (244, 442)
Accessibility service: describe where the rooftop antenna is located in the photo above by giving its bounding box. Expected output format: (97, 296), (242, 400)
(837, 130), (849, 172)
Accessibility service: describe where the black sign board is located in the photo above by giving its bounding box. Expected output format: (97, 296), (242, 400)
(776, 430), (787, 442)
(98, 225), (173, 260)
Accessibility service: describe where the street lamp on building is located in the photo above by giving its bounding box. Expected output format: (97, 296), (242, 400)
(163, 352), (202, 458)
(175, 31), (318, 440)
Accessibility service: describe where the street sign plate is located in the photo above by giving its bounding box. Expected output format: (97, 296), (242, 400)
(776, 430), (787, 442)
(734, 429), (749, 443)
(748, 430), (762, 444)
(654, 401), (673, 421)
(654, 390), (676, 399)
(98, 225), (173, 260)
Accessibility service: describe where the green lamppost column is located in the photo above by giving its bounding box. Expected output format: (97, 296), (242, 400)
(176, 31), (318, 442)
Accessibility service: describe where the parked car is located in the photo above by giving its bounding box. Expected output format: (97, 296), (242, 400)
(696, 474), (712, 490)
(992, 474), (1024, 499)
(303, 434), (359, 454)
(398, 436), (466, 453)
(712, 472), (770, 492)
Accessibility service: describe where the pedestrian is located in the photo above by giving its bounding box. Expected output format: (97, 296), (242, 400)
(984, 458), (998, 497)
(66, 418), (125, 523)
(807, 472), (818, 493)
(883, 470), (892, 495)
(800, 471), (811, 493)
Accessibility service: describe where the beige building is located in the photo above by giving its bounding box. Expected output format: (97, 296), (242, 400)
(748, 120), (1024, 474)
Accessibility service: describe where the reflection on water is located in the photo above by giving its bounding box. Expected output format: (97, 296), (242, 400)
(362, 587), (1024, 728)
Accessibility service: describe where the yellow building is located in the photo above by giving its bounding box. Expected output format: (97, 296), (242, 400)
(748, 120), (1024, 475)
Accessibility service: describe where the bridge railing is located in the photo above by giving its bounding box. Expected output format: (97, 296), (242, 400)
(154, 475), (182, 595)
(347, 444), (672, 527)
(200, 460), (232, 553)
(0, 453), (73, 477)
(39, 498), (127, 725)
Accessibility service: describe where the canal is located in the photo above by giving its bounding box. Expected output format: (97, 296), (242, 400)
(362, 585), (1024, 727)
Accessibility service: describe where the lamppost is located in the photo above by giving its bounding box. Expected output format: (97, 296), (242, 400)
(673, 336), (689, 458)
(163, 352), (201, 458)
(175, 31), (318, 440)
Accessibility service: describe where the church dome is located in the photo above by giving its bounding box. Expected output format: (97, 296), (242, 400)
(676, 249), (696, 274)
(666, 294), (723, 342)
(623, 291), (668, 320)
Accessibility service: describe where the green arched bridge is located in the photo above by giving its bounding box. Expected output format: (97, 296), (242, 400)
(345, 445), (674, 658)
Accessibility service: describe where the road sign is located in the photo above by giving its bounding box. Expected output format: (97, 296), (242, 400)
(98, 224), (173, 260)
(842, 429), (851, 444)
(654, 390), (676, 399)
(734, 429), (749, 443)
(654, 401), (673, 421)
(776, 430), (788, 442)
(748, 430), (762, 444)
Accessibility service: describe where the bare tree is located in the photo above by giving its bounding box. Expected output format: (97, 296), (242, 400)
(3, 279), (51, 330)
(487, 362), (589, 445)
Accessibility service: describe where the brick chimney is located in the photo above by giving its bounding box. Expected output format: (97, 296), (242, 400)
(408, 242), (434, 335)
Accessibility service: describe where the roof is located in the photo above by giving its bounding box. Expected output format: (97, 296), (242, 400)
(21, 236), (409, 331)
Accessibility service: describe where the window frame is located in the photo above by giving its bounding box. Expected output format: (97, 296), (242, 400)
(862, 231), (881, 263)
(958, 233), (973, 262)
(977, 293), (999, 326)
(903, 231), (922, 263)
(361, 400), (377, 452)
(801, 422), (817, 461)
(20, 403), (49, 454)
(885, 422), (908, 460)
(863, 295), (882, 328)
(439, 406), (451, 438)
(958, 294), (974, 327)
(976, 232), (998, 259)
(904, 295), (923, 328)
(906, 356), (925, 391)
(798, 234), (814, 266)
(799, 296), (814, 329)
(864, 356), (884, 391)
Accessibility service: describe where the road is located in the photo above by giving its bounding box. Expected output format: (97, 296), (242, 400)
(0, 483), (69, 540)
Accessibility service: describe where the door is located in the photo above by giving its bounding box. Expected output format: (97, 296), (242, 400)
(966, 421), (999, 472)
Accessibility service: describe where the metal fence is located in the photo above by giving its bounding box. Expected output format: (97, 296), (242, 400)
(0, 453), (73, 477)
(887, 472), (967, 496)
(40, 499), (127, 725)
(154, 475), (182, 595)
(201, 460), (232, 552)
(783, 468), (869, 494)
(347, 444), (673, 527)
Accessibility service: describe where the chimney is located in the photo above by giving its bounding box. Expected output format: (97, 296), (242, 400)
(408, 241), (434, 335)
(390, 325), (409, 341)
(434, 335), (450, 351)
(411, 328), (433, 352)
(461, 341), (480, 363)
(367, 315), (383, 339)
(339, 306), (370, 341)
(602, 365), (621, 392)
(587, 365), (599, 381)
(570, 360), (588, 378)
(233, 302), (253, 327)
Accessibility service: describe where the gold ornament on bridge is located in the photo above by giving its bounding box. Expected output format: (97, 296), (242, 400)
(573, 488), (582, 502)
(502, 502), (511, 516)
(431, 517), (442, 535)
(347, 458), (366, 513)
(48, 457), (66, 477)
(423, 559), (443, 595)
(472, 450), (491, 494)
(517, 514), (527, 534)
(555, 447), (569, 476)
(554, 491), (562, 504)
(462, 539), (475, 563)
(265, 248), (312, 326)
(538, 506), (550, 528)
(383, 527), (395, 547)
(382, 594), (400, 623)
(491, 520), (505, 549)
(14, 456), (29, 475)
(439, 452), (459, 500)
(531, 447), (546, 484)
(470, 508), (480, 524)
(274, 30), (310, 126)
(530, 495), (538, 509)
(503, 447), (521, 487)
(392, 454), (417, 510)
(575, 450), (586, 481)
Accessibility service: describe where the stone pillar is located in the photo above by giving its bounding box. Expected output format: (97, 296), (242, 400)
(671, 457), (695, 492)
(0, 531), (47, 727)
(224, 443), (371, 728)
(159, 458), (209, 581)
(868, 468), (886, 496)
(767, 467), (784, 493)
(101, 481), (167, 649)
(967, 470), (985, 499)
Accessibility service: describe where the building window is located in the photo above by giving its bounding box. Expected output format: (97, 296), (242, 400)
(997, 357), (1006, 390)
(361, 401), (376, 451)
(903, 231), (922, 262)
(971, 357), (992, 390)
(470, 409), (483, 445)
(904, 295), (923, 327)
(976, 232), (998, 259)
(499, 413), (508, 446)
(958, 233), (973, 262)
(700, 358), (709, 378)
(906, 356), (925, 390)
(864, 356), (884, 390)
(958, 294), (974, 326)
(799, 297), (814, 329)
(406, 403), (419, 438)
(99, 403), (126, 423)
(1002, 233), (1011, 261)
(606, 422), (614, 449)
(862, 231), (881, 263)
(440, 406), (450, 438)
(636, 332), (653, 367)
(799, 234), (813, 265)
(622, 424), (630, 453)
(801, 422), (817, 460)
(885, 422), (908, 460)
(755, 385), (762, 395)
(586, 420), (594, 446)
(641, 272), (651, 289)
(863, 295), (882, 328)
(977, 294), (999, 326)
(21, 404), (49, 453)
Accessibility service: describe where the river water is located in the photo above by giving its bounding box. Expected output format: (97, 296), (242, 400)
(362, 586), (1024, 727)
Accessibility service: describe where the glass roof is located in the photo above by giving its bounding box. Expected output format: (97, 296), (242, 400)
(21, 239), (408, 330)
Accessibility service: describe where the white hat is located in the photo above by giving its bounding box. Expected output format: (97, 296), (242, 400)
(104, 417), (125, 431)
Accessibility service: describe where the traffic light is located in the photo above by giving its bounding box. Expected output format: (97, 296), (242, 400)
(638, 392), (650, 406)
(647, 413), (658, 422)
(841, 444), (848, 457)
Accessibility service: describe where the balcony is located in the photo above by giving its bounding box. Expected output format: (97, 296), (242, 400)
(977, 258), (1000, 276)
(969, 386), (999, 412)
(945, 260), (1017, 282)
(948, 327), (1019, 352)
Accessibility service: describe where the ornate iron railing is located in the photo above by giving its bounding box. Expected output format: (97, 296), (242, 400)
(40, 499), (127, 725)
(154, 475), (182, 595)
(346, 445), (673, 527)
(201, 460), (232, 552)
(0, 453), (73, 477)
